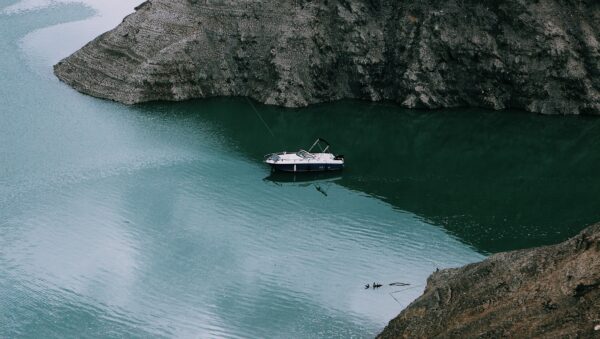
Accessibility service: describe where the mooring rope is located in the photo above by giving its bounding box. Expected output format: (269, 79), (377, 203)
(245, 96), (279, 144)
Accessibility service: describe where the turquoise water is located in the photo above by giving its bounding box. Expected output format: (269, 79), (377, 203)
(1, 1), (599, 337)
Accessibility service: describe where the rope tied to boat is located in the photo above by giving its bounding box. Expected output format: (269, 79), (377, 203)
(245, 97), (283, 148)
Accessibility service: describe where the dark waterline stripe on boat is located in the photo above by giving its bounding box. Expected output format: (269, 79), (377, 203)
(270, 163), (344, 172)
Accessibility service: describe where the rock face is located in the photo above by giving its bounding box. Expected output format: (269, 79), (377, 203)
(54, 0), (599, 114)
(377, 223), (600, 338)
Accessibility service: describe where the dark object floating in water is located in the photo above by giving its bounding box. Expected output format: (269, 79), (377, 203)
(264, 138), (344, 172)
(365, 282), (410, 289)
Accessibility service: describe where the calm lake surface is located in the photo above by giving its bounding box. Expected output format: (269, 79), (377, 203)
(1, 1), (599, 337)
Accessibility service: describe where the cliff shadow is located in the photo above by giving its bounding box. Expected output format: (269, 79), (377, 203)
(136, 97), (600, 253)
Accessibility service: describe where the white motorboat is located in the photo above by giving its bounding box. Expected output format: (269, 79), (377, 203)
(264, 138), (344, 172)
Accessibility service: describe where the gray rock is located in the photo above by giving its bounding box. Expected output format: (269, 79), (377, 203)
(378, 223), (600, 338)
(54, 0), (599, 114)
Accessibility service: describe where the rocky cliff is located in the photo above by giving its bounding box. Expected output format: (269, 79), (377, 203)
(54, 0), (599, 114)
(377, 223), (600, 338)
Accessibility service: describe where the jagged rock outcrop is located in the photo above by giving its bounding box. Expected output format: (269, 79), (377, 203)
(377, 223), (600, 338)
(54, 0), (599, 114)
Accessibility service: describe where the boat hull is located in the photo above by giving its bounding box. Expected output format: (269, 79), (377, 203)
(269, 163), (344, 172)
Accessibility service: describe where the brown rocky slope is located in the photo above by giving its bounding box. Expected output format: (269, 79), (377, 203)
(377, 223), (600, 338)
(54, 0), (599, 114)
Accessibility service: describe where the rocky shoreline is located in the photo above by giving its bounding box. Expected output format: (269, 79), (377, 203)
(377, 223), (600, 338)
(54, 0), (599, 114)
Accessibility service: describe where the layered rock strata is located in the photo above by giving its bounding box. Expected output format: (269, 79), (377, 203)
(378, 223), (600, 338)
(55, 0), (599, 114)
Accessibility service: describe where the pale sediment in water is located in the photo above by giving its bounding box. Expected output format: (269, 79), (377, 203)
(3, 0), (600, 337)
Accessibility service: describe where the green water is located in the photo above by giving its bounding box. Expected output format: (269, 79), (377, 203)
(1, 0), (599, 337)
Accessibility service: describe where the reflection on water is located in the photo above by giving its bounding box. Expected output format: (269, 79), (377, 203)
(1, 2), (484, 338)
(144, 98), (600, 253)
(1, 0), (598, 338)
(264, 172), (343, 197)
(264, 172), (343, 184)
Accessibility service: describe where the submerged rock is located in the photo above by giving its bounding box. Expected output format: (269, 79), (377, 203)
(54, 0), (599, 114)
(377, 223), (600, 338)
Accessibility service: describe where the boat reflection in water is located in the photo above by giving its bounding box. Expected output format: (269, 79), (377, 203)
(263, 171), (343, 196)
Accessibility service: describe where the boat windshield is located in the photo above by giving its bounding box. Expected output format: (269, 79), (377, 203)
(296, 150), (314, 158)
